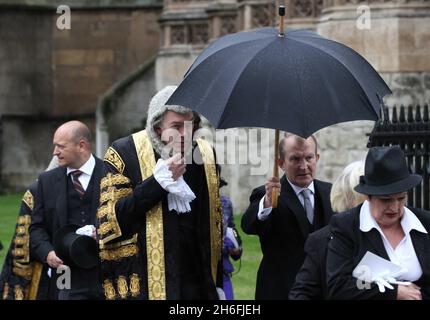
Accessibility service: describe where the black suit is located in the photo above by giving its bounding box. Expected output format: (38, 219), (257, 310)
(289, 225), (331, 300)
(327, 205), (430, 300)
(241, 176), (333, 299)
(30, 157), (104, 299)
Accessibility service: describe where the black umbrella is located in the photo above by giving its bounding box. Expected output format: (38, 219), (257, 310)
(168, 27), (391, 137)
(167, 8), (391, 206)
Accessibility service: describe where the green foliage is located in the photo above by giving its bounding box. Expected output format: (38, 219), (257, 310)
(231, 214), (262, 300)
(0, 193), (22, 268)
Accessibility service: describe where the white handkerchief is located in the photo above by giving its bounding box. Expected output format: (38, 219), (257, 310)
(153, 158), (196, 214)
(353, 251), (410, 292)
(76, 225), (95, 237)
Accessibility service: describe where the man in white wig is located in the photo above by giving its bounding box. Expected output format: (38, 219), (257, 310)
(97, 86), (223, 300)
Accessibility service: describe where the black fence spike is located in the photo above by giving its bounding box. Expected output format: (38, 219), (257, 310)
(424, 104), (429, 122)
(367, 103), (429, 210)
(392, 106), (398, 123)
(407, 105), (414, 123)
(399, 105), (406, 123)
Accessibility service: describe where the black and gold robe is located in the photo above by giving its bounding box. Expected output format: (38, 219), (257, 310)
(0, 182), (51, 300)
(97, 130), (223, 300)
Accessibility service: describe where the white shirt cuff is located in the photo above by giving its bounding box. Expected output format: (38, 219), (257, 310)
(257, 196), (272, 221)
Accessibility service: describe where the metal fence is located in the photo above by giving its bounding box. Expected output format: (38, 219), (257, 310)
(367, 104), (430, 210)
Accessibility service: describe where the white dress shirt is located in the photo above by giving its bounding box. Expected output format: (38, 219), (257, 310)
(257, 180), (315, 221)
(359, 200), (427, 281)
(66, 154), (96, 191)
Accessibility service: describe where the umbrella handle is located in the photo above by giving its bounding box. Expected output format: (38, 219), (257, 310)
(272, 129), (280, 208)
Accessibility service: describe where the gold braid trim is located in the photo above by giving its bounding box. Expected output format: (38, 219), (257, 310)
(2, 283), (9, 300)
(100, 173), (131, 190)
(103, 279), (116, 300)
(104, 147), (125, 174)
(16, 225), (27, 235)
(14, 285), (24, 300)
(117, 276), (128, 299)
(27, 262), (43, 300)
(13, 235), (28, 246)
(97, 189), (124, 244)
(100, 187), (132, 204)
(130, 274), (140, 298)
(12, 248), (28, 259)
(96, 201), (116, 220)
(97, 159), (134, 244)
(99, 234), (137, 250)
(17, 214), (31, 225)
(99, 244), (138, 261)
(132, 130), (166, 300)
(22, 190), (34, 211)
(196, 138), (222, 284)
(12, 266), (32, 280)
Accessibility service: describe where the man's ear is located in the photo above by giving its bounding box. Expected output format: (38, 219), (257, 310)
(316, 153), (320, 162)
(155, 126), (162, 137)
(277, 158), (284, 170)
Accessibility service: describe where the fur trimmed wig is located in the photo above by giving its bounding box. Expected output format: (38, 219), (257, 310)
(146, 86), (193, 158)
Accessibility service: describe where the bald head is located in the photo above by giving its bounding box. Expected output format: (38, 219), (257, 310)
(56, 121), (92, 145)
(53, 121), (92, 169)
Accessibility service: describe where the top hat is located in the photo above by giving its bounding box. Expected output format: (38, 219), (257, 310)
(354, 146), (422, 196)
(53, 224), (98, 269)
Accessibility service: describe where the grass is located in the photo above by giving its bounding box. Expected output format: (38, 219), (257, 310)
(231, 214), (262, 300)
(0, 193), (22, 266)
(0, 194), (262, 300)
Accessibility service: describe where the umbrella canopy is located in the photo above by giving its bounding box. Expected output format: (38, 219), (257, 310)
(167, 27), (391, 138)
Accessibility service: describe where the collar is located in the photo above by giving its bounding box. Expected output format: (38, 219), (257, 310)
(67, 154), (95, 176)
(287, 178), (315, 197)
(359, 200), (427, 234)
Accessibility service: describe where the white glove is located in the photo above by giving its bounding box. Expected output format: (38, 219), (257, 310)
(153, 159), (196, 214)
(76, 225), (95, 237)
(216, 287), (226, 300)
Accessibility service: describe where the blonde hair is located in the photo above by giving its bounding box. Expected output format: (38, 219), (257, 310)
(330, 160), (366, 213)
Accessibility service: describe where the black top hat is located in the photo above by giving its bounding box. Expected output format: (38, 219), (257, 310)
(354, 146), (422, 196)
(53, 224), (98, 269)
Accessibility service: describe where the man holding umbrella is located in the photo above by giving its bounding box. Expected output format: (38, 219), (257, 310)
(242, 133), (334, 299)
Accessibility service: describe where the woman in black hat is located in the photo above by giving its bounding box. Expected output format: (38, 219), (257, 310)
(326, 146), (430, 300)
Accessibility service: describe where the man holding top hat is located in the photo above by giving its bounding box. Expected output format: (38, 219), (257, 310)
(30, 121), (104, 299)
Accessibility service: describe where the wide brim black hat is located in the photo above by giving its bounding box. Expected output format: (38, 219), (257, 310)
(354, 146), (422, 196)
(53, 224), (98, 269)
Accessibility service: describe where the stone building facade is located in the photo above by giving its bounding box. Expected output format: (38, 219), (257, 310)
(1, 0), (429, 212)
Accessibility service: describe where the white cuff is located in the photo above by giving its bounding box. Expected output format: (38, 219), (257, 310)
(257, 196), (272, 221)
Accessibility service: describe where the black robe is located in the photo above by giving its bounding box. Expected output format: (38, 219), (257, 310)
(97, 130), (222, 300)
(0, 182), (52, 300)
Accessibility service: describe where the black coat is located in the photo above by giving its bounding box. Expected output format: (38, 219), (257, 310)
(241, 176), (333, 299)
(289, 225), (331, 300)
(29, 157), (104, 298)
(97, 135), (222, 300)
(326, 205), (430, 300)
